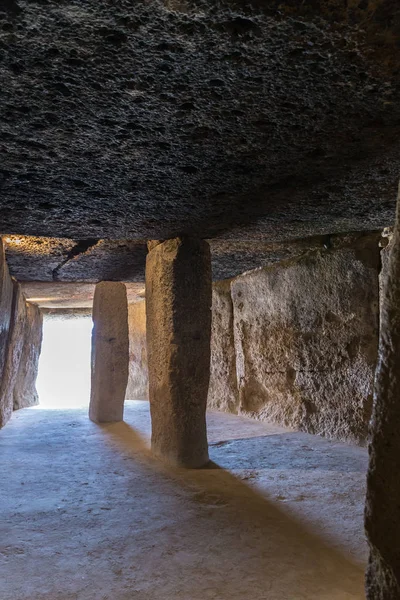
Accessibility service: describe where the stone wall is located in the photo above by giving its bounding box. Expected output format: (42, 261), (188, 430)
(0, 238), (43, 426)
(125, 300), (148, 400)
(13, 302), (43, 411)
(0, 241), (18, 427)
(230, 236), (380, 445)
(0, 239), (14, 395)
(207, 280), (239, 413)
(1, 283), (28, 424)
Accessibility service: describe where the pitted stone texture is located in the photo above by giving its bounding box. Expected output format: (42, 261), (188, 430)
(0, 239), (14, 384)
(0, 2), (399, 242)
(0, 239), (14, 426)
(3, 230), (385, 282)
(146, 237), (212, 468)
(365, 193), (400, 598)
(89, 282), (129, 423)
(0, 283), (27, 425)
(231, 235), (380, 445)
(20, 281), (145, 309)
(125, 300), (148, 401)
(379, 227), (394, 304)
(3, 237), (146, 283)
(207, 280), (238, 414)
(13, 302), (43, 411)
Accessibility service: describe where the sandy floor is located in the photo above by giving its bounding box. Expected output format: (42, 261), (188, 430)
(0, 401), (368, 600)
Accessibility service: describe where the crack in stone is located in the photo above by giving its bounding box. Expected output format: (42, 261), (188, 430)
(52, 239), (99, 281)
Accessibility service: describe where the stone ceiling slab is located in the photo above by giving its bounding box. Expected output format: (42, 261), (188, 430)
(0, 1), (399, 243)
(21, 281), (145, 308)
(5, 231), (382, 282)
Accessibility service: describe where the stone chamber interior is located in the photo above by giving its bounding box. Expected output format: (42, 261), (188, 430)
(1, 1), (400, 599)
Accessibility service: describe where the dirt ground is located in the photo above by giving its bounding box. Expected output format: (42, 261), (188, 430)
(0, 401), (368, 600)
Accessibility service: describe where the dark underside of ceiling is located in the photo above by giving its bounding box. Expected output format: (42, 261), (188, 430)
(0, 0), (399, 281)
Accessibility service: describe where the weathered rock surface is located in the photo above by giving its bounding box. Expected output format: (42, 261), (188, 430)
(20, 281), (145, 309)
(13, 302), (43, 411)
(89, 282), (129, 423)
(231, 234), (380, 445)
(125, 300), (148, 401)
(0, 283), (27, 424)
(0, 2), (399, 243)
(0, 239), (15, 427)
(365, 194), (400, 598)
(2, 230), (388, 283)
(0, 239), (14, 378)
(146, 237), (211, 468)
(379, 227), (394, 303)
(207, 280), (238, 414)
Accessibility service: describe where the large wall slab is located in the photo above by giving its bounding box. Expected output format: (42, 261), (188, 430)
(0, 236), (43, 423)
(0, 283), (27, 425)
(207, 280), (239, 413)
(13, 302), (43, 411)
(231, 237), (380, 445)
(0, 240), (14, 383)
(125, 300), (148, 400)
(0, 240), (17, 427)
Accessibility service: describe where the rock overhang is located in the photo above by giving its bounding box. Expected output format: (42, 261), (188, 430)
(2, 231), (383, 301)
(0, 0), (399, 248)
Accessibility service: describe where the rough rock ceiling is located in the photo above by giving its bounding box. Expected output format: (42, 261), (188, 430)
(0, 0), (399, 257)
(16, 230), (381, 307)
(21, 281), (145, 308)
(5, 230), (382, 282)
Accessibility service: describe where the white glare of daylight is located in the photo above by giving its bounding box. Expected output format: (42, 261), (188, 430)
(35, 317), (92, 409)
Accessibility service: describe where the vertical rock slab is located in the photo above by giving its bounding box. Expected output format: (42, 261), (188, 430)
(0, 239), (13, 380)
(13, 302), (43, 410)
(231, 235), (380, 445)
(365, 198), (400, 598)
(146, 237), (212, 468)
(89, 282), (129, 423)
(207, 280), (239, 413)
(0, 283), (26, 425)
(125, 300), (148, 400)
(0, 239), (15, 427)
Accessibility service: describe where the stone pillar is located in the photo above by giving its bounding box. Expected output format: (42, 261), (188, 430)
(365, 188), (400, 598)
(89, 282), (129, 424)
(146, 237), (212, 468)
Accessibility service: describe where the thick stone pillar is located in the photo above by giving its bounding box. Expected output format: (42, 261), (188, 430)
(365, 188), (400, 598)
(146, 237), (212, 468)
(89, 282), (129, 423)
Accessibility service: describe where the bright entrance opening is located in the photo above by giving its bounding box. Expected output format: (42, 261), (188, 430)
(35, 315), (92, 409)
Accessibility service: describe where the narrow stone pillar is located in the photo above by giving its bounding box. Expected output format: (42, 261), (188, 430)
(365, 187), (400, 598)
(89, 282), (129, 423)
(146, 237), (212, 468)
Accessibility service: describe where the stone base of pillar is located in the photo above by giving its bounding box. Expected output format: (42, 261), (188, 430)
(89, 282), (129, 424)
(146, 237), (212, 468)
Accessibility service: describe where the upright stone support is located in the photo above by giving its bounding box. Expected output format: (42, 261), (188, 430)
(89, 282), (129, 423)
(365, 188), (400, 598)
(146, 237), (212, 468)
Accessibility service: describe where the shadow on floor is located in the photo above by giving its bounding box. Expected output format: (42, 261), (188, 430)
(99, 420), (366, 599)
